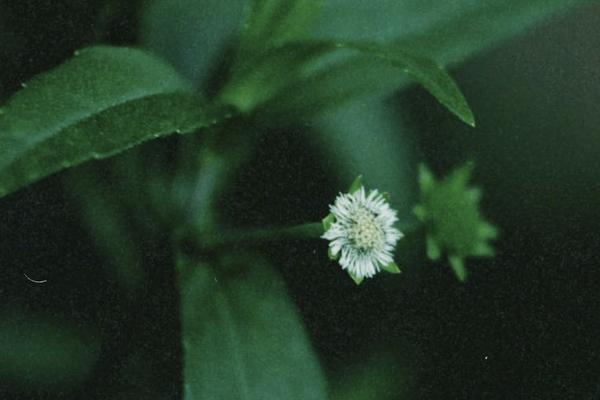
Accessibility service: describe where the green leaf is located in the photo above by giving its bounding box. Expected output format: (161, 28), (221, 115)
(341, 42), (474, 126)
(179, 253), (327, 400)
(0, 46), (219, 198)
(249, 41), (472, 125)
(225, 39), (473, 126)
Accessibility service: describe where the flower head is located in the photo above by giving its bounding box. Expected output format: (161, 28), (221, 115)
(414, 162), (498, 281)
(322, 184), (403, 283)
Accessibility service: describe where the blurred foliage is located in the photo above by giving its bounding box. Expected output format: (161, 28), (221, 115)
(178, 252), (328, 399)
(329, 352), (410, 400)
(0, 310), (100, 390)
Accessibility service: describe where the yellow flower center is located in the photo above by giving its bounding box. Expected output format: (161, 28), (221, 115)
(348, 208), (383, 251)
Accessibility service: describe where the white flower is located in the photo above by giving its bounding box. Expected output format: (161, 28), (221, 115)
(322, 186), (403, 280)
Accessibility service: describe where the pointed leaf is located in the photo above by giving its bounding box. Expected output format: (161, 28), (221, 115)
(256, 40), (474, 126)
(342, 42), (474, 126)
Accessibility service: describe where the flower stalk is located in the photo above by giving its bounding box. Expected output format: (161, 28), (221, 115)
(182, 222), (324, 254)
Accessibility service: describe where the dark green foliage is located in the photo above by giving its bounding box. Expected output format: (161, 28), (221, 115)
(0, 311), (100, 389)
(0, 0), (593, 399)
(179, 253), (328, 400)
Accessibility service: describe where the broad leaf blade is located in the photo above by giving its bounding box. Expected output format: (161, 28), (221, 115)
(179, 254), (327, 400)
(0, 46), (215, 198)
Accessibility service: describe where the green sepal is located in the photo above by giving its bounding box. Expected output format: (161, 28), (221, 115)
(426, 235), (441, 261)
(382, 192), (391, 202)
(381, 262), (401, 274)
(348, 272), (364, 285)
(448, 255), (467, 282)
(417, 164), (435, 193)
(322, 213), (335, 231)
(348, 175), (363, 194)
(413, 204), (427, 221)
(327, 248), (339, 261)
(479, 222), (499, 240)
(472, 242), (495, 257)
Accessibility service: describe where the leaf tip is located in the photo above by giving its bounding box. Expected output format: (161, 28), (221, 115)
(460, 107), (476, 127)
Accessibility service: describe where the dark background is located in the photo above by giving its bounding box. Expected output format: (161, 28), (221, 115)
(1, 1), (600, 399)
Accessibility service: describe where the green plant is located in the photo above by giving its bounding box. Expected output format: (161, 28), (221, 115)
(0, 0), (588, 398)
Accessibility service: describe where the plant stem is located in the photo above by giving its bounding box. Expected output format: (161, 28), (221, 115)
(184, 222), (324, 254)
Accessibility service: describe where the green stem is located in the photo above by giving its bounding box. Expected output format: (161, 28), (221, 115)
(185, 222), (324, 254)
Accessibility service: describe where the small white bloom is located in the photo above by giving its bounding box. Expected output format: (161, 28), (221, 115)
(322, 187), (403, 279)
